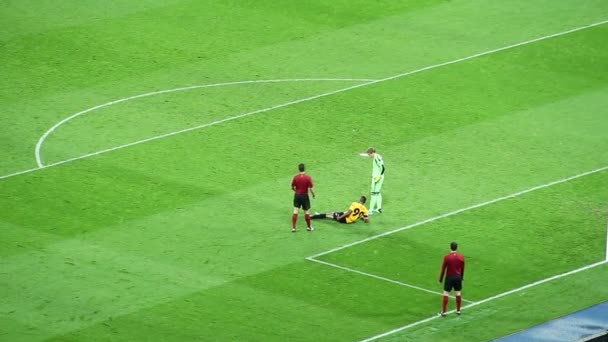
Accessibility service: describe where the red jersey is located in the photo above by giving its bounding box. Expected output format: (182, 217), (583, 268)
(291, 173), (313, 195)
(439, 251), (465, 282)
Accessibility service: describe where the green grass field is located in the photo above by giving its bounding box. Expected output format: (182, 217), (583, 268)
(1, 1), (608, 341)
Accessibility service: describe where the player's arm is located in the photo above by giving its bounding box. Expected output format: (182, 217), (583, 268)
(361, 206), (369, 223)
(336, 210), (351, 221)
(461, 258), (465, 281)
(439, 259), (447, 283)
(309, 180), (315, 198)
(291, 179), (296, 192)
(372, 158), (383, 182)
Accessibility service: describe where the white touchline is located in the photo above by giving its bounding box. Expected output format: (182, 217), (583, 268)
(307, 257), (475, 303)
(605, 210), (608, 261)
(359, 260), (608, 342)
(2, 18), (599, 177)
(308, 165), (608, 259)
(34, 78), (376, 168)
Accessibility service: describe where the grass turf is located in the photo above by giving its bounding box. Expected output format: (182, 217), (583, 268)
(1, 0), (608, 341)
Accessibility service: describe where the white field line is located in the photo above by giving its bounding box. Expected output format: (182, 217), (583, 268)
(308, 165), (608, 259)
(307, 257), (475, 303)
(359, 259), (608, 342)
(34, 78), (376, 168)
(17, 18), (606, 174)
(605, 211), (608, 261)
(0, 166), (43, 181)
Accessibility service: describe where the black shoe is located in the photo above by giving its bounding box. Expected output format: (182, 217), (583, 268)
(438, 312), (446, 317)
(377, 208), (383, 213)
(456, 310), (461, 315)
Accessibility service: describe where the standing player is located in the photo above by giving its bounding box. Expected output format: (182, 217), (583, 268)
(439, 241), (465, 316)
(291, 163), (315, 232)
(366, 147), (385, 214)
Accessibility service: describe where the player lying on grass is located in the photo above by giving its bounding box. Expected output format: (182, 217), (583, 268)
(311, 196), (369, 224)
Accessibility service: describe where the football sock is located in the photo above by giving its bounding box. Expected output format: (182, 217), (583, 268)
(311, 213), (325, 219)
(456, 295), (462, 311)
(292, 213), (298, 228)
(442, 295), (449, 313)
(377, 192), (383, 209)
(305, 214), (311, 227)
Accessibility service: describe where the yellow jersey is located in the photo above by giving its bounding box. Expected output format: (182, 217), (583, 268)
(345, 202), (369, 223)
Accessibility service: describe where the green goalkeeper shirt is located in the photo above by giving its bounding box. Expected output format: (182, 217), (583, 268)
(372, 153), (385, 177)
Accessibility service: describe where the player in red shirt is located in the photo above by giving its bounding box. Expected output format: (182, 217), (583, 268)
(291, 163), (315, 232)
(439, 241), (465, 316)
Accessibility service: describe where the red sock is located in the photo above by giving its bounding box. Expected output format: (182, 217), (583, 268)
(292, 214), (298, 228)
(305, 214), (311, 228)
(442, 295), (448, 313)
(456, 295), (462, 311)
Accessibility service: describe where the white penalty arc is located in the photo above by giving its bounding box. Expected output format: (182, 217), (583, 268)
(34, 78), (377, 168)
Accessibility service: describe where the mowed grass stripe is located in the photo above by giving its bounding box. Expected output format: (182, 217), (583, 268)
(0, 230), (227, 337)
(1, 19), (607, 181)
(361, 261), (608, 342)
(16, 259), (445, 341)
(320, 168), (608, 301)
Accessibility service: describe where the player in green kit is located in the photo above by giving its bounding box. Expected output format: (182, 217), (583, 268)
(366, 147), (385, 214)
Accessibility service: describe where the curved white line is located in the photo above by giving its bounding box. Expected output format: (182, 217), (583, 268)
(6, 18), (606, 177)
(34, 78), (376, 167)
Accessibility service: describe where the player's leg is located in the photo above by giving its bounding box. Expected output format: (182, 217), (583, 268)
(292, 207), (299, 232)
(454, 279), (463, 314)
(441, 290), (450, 316)
(304, 209), (313, 231)
(292, 195), (303, 232)
(369, 178), (377, 212)
(334, 212), (348, 223)
(302, 196), (312, 230)
(375, 176), (384, 212)
(441, 277), (453, 316)
(311, 211), (333, 219)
